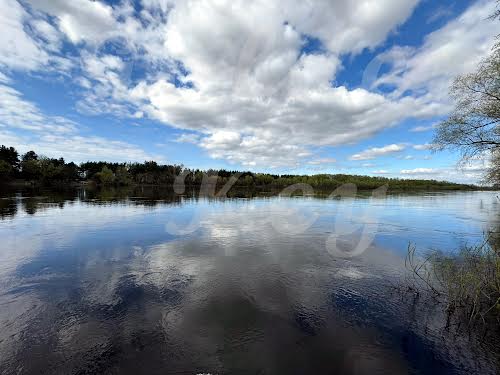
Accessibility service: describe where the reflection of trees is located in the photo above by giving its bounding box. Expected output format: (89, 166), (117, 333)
(0, 186), (195, 219)
(18, 187), (76, 215)
(86, 186), (184, 206)
(0, 185), (285, 219)
(0, 198), (17, 219)
(22, 198), (38, 215)
(0, 185), (497, 220)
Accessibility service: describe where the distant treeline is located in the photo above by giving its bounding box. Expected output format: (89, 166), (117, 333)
(0, 145), (479, 190)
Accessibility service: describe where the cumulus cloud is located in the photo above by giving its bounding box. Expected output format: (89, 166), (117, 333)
(0, 0), (498, 172)
(373, 170), (390, 174)
(374, 0), (499, 105)
(284, 0), (420, 55)
(199, 130), (311, 168)
(350, 144), (405, 161)
(25, 0), (119, 44)
(1, 0), (430, 167)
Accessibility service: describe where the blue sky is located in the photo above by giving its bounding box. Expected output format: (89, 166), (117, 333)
(0, 0), (499, 182)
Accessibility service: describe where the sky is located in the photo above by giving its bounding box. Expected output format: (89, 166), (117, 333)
(0, 0), (499, 183)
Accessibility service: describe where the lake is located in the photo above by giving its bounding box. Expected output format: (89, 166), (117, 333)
(0, 186), (499, 374)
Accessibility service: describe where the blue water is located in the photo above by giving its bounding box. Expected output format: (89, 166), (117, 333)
(0, 188), (498, 374)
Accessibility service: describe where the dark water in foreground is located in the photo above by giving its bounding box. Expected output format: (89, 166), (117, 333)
(0, 187), (499, 374)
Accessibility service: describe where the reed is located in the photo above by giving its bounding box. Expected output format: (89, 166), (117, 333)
(405, 236), (500, 326)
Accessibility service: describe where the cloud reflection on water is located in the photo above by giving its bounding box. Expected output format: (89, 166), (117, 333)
(0, 189), (499, 374)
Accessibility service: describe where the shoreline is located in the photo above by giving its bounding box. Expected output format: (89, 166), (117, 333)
(0, 179), (494, 193)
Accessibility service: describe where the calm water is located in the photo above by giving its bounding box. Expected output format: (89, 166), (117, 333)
(0, 187), (499, 374)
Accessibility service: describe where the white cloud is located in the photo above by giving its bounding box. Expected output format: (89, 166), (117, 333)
(426, 5), (454, 24)
(385, 165), (484, 184)
(374, 0), (500, 106)
(0, 0), (497, 173)
(410, 123), (437, 132)
(285, 0), (420, 55)
(175, 133), (200, 144)
(0, 129), (23, 146)
(29, 135), (157, 163)
(26, 0), (119, 44)
(0, 0), (50, 70)
(0, 0), (73, 72)
(201, 130), (242, 152)
(462, 165), (488, 173)
(7, 0), (428, 168)
(0, 72), (10, 83)
(350, 144), (405, 160)
(396, 165), (488, 184)
(400, 168), (438, 175)
(199, 130), (311, 168)
(373, 170), (390, 174)
(0, 84), (76, 133)
(0, 130), (157, 164)
(0, 80), (155, 163)
(307, 158), (337, 165)
(30, 19), (63, 52)
(413, 143), (434, 151)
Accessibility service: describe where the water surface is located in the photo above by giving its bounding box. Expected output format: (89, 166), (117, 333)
(0, 188), (498, 374)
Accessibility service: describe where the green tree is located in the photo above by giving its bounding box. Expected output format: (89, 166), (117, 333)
(0, 145), (19, 171)
(22, 151), (38, 162)
(0, 160), (12, 179)
(115, 166), (132, 185)
(21, 159), (42, 180)
(61, 162), (80, 181)
(95, 166), (115, 185)
(39, 157), (63, 181)
(242, 175), (254, 186)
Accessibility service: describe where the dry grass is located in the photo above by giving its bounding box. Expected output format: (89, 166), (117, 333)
(405, 236), (500, 326)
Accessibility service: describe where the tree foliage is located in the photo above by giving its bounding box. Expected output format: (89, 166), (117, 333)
(433, 48), (500, 159)
(433, 4), (500, 185)
(95, 166), (115, 185)
(0, 145), (478, 191)
(0, 145), (19, 171)
(0, 160), (12, 179)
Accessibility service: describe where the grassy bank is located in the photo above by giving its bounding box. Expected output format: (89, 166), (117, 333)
(405, 238), (500, 327)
